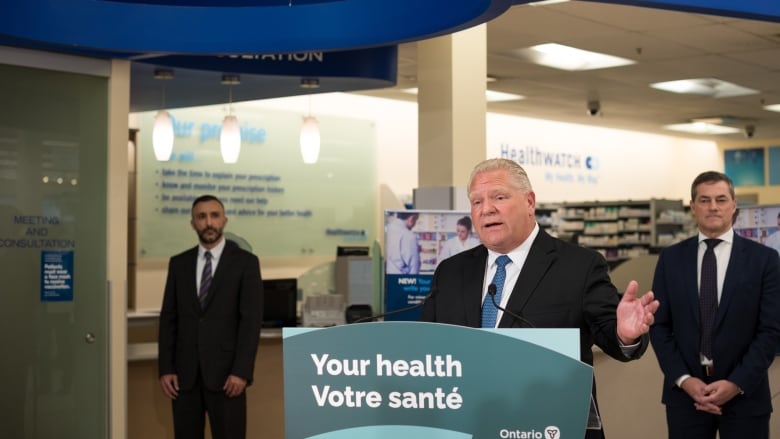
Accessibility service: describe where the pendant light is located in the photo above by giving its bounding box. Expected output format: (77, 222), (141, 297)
(220, 74), (241, 164)
(299, 78), (321, 164)
(152, 69), (174, 161)
(300, 115), (320, 164)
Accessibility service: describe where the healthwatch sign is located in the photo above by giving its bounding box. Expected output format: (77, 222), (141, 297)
(499, 143), (600, 171)
(499, 143), (602, 186)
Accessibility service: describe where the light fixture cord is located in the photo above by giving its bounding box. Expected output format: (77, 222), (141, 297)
(228, 84), (233, 115)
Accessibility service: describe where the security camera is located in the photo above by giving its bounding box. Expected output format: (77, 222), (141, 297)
(744, 125), (755, 139)
(587, 100), (601, 117)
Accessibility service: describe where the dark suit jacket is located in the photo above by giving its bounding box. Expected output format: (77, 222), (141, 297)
(420, 229), (647, 369)
(158, 240), (263, 391)
(650, 234), (780, 415)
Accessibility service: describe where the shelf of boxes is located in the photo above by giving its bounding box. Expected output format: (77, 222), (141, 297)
(538, 199), (686, 258)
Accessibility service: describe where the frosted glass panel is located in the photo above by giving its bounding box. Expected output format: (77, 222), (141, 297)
(0, 63), (108, 438)
(136, 105), (377, 258)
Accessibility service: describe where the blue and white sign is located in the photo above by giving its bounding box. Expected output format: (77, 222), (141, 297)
(41, 250), (74, 302)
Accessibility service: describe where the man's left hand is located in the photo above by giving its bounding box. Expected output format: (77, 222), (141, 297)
(223, 374), (247, 398)
(700, 380), (741, 408)
(616, 280), (660, 344)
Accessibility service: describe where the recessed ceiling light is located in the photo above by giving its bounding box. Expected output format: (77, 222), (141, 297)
(508, 43), (636, 71)
(485, 90), (524, 102)
(763, 104), (780, 113)
(650, 78), (757, 98)
(527, 0), (570, 5)
(663, 123), (741, 135)
(401, 87), (524, 102)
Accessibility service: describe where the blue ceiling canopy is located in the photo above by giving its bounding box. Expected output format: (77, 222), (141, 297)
(128, 46), (400, 112)
(0, 0), (516, 112)
(0, 0), (514, 56)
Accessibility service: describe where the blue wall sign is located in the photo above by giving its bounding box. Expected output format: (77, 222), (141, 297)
(41, 250), (74, 302)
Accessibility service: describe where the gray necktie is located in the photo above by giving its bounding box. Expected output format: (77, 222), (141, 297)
(199, 251), (212, 308)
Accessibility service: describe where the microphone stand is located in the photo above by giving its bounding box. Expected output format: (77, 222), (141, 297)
(487, 284), (535, 328)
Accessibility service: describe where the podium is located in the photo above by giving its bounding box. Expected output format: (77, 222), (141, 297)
(283, 322), (592, 439)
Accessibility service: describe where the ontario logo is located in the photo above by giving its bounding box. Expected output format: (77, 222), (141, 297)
(544, 426), (561, 439)
(498, 426), (560, 439)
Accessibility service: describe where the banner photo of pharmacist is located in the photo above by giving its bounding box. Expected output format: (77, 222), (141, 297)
(734, 204), (780, 256)
(383, 210), (480, 321)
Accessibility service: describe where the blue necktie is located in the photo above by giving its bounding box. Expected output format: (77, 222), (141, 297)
(699, 238), (721, 359)
(482, 255), (511, 328)
(199, 251), (212, 308)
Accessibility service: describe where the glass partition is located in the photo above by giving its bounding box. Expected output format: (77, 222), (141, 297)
(0, 63), (109, 438)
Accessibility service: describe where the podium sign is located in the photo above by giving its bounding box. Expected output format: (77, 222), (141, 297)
(283, 322), (591, 439)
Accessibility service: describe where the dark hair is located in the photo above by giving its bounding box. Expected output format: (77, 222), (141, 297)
(457, 216), (472, 230)
(397, 212), (419, 220)
(690, 171), (735, 201)
(192, 194), (224, 210)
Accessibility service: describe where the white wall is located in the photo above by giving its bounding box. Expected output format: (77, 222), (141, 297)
(250, 93), (720, 204)
(486, 112), (721, 203)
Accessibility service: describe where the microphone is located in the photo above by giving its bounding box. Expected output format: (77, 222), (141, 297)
(487, 283), (535, 328)
(352, 290), (435, 324)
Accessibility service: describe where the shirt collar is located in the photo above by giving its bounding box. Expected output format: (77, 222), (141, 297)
(199, 237), (226, 260)
(697, 228), (733, 245)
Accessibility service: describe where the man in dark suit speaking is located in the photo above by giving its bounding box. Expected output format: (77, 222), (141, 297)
(159, 194), (263, 439)
(650, 171), (780, 439)
(419, 158), (659, 439)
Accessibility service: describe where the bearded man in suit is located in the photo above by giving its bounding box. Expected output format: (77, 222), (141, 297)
(419, 158), (659, 439)
(159, 194), (263, 439)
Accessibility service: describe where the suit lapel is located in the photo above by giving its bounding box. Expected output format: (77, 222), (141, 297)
(716, 235), (743, 328)
(183, 246), (201, 313)
(464, 246), (488, 327)
(500, 230), (556, 327)
(679, 238), (701, 324)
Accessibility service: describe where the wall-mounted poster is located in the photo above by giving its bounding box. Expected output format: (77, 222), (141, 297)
(383, 210), (481, 320)
(769, 146), (780, 186)
(724, 148), (765, 187)
(733, 204), (780, 256)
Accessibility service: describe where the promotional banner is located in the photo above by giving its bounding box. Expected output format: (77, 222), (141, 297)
(383, 210), (480, 320)
(734, 204), (780, 255)
(283, 323), (590, 439)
